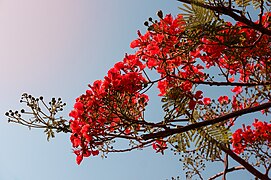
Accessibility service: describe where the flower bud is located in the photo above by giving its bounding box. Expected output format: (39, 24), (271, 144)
(157, 10), (163, 19)
(144, 21), (149, 26)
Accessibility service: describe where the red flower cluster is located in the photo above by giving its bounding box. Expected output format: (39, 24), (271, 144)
(69, 54), (149, 164)
(152, 139), (168, 154)
(69, 12), (271, 164)
(218, 95), (229, 105)
(131, 14), (207, 110)
(232, 119), (271, 154)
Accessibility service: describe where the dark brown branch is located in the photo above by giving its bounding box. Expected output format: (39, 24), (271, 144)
(142, 101), (271, 140)
(208, 166), (245, 180)
(266, 163), (271, 176)
(177, 0), (271, 36)
(169, 74), (271, 87)
(105, 141), (153, 153)
(223, 153), (229, 180)
(220, 145), (270, 179)
(142, 102), (271, 179)
(104, 133), (140, 140)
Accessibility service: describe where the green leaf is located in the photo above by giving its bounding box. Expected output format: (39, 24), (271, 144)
(178, 0), (218, 28)
(191, 123), (231, 160)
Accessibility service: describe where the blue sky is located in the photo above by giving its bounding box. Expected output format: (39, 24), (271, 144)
(0, 0), (255, 179)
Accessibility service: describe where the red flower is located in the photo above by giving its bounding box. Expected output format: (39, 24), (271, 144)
(69, 110), (79, 119)
(91, 150), (99, 156)
(203, 97), (211, 105)
(231, 86), (242, 94)
(218, 96), (229, 104)
(189, 100), (197, 110)
(74, 102), (84, 110)
(83, 150), (91, 157)
(228, 76), (235, 82)
(76, 155), (83, 165)
(232, 119), (271, 154)
(152, 140), (167, 154)
(157, 80), (168, 96)
(130, 39), (141, 48)
(194, 90), (203, 99)
(190, 49), (201, 58)
(68, 12), (271, 165)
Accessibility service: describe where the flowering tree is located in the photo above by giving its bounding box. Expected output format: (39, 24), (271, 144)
(6, 0), (271, 179)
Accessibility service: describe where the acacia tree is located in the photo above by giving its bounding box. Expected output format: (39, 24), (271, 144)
(6, 0), (271, 179)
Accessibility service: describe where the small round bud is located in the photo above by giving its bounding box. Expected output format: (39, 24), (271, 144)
(5, 112), (9, 116)
(157, 10), (163, 19)
(144, 21), (149, 26)
(39, 96), (43, 100)
(21, 109), (25, 113)
(148, 17), (152, 21)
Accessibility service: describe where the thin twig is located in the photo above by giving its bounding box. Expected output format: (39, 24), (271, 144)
(142, 102), (271, 140)
(208, 166), (245, 180)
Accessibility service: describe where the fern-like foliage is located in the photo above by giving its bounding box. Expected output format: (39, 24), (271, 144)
(167, 119), (231, 179)
(178, 0), (219, 28)
(193, 122), (231, 160)
(169, 131), (193, 152)
(178, 0), (271, 29)
(234, 0), (271, 10)
(168, 119), (231, 160)
(162, 87), (231, 160)
(162, 87), (191, 123)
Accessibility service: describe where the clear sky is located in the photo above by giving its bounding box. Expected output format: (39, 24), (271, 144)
(0, 0), (254, 179)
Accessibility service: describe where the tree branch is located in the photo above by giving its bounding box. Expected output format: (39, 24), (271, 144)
(222, 153), (229, 180)
(169, 74), (271, 87)
(220, 145), (270, 179)
(141, 102), (271, 140)
(208, 166), (245, 180)
(142, 102), (271, 179)
(177, 0), (271, 36)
